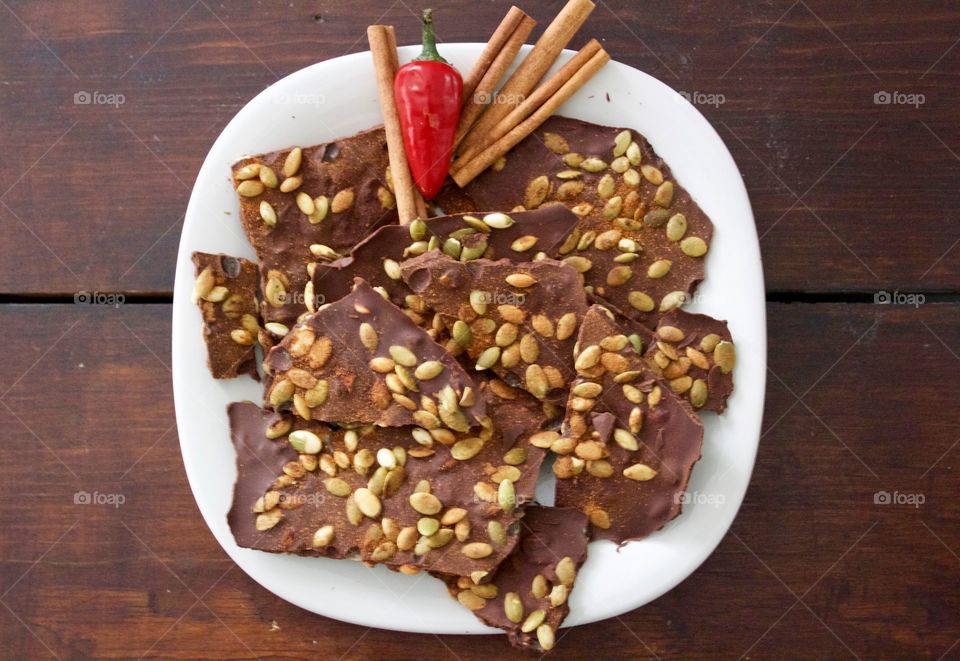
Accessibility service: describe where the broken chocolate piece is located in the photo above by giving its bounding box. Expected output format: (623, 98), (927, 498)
(310, 206), (581, 316)
(446, 505), (589, 653)
(400, 252), (588, 403)
(646, 308), (735, 413)
(232, 128), (397, 326)
(555, 305), (703, 543)
(263, 279), (486, 431)
(190, 252), (259, 379)
(436, 116), (713, 329)
(227, 384), (548, 577)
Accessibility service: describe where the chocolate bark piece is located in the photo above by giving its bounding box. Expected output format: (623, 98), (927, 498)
(400, 252), (589, 403)
(263, 279), (487, 431)
(445, 505), (589, 653)
(554, 305), (703, 543)
(645, 309), (735, 413)
(190, 252), (259, 379)
(310, 206), (581, 317)
(227, 383), (548, 577)
(436, 115), (713, 329)
(231, 127), (397, 327)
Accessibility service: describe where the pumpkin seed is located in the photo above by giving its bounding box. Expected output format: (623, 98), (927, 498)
(269, 379), (294, 407)
(388, 345), (416, 367)
(580, 157), (607, 172)
(660, 291), (687, 311)
(475, 346), (501, 370)
(644, 208), (670, 227)
(648, 259), (672, 279)
(295, 191), (315, 215)
(573, 382), (602, 398)
(628, 290), (655, 312)
(521, 609), (546, 633)
(563, 152), (584, 167)
(462, 542), (493, 559)
(255, 509), (283, 530)
(690, 378), (708, 407)
(288, 430), (322, 454)
(654, 181), (674, 207)
(681, 236), (708, 257)
(236, 180), (264, 197)
(611, 156), (630, 173)
(524, 176), (550, 208)
(279, 175), (302, 192)
(458, 590), (486, 610)
(613, 130), (632, 156)
(258, 165), (278, 188)
(556, 313), (577, 341)
(623, 463), (658, 481)
(504, 592), (524, 623)
(543, 132), (569, 153)
(519, 333), (540, 363)
(607, 265), (633, 286)
(603, 196), (623, 220)
(666, 213), (687, 241)
(575, 344), (601, 371)
(556, 169), (582, 180)
(597, 174), (616, 198)
(714, 341), (736, 373)
(641, 164), (663, 184)
(330, 188), (353, 213)
(235, 163), (261, 180)
(413, 361), (443, 380)
(324, 478), (352, 497)
(495, 323), (518, 347)
(623, 168), (641, 187)
(409, 491), (442, 515)
(700, 333), (722, 352)
(311, 524), (334, 548)
(505, 273), (536, 288)
(451, 437), (484, 461)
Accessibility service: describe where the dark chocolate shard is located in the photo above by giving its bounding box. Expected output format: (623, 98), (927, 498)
(645, 308), (735, 413)
(310, 206), (581, 315)
(554, 305), (704, 543)
(445, 505), (589, 653)
(263, 279), (487, 431)
(190, 252), (259, 379)
(400, 252), (589, 403)
(232, 127), (397, 327)
(436, 115), (714, 329)
(226, 383), (548, 578)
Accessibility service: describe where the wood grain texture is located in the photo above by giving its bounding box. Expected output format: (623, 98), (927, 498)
(1, 303), (957, 658)
(0, 0), (958, 294)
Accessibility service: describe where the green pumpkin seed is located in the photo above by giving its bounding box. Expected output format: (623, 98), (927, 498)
(660, 291), (687, 311)
(690, 378), (708, 407)
(389, 345), (417, 367)
(681, 236), (708, 257)
(644, 208), (670, 227)
(628, 290), (655, 312)
(451, 437), (484, 460)
(289, 430), (322, 454)
(580, 157), (607, 173)
(475, 346), (501, 370)
(714, 341), (736, 373)
(647, 259), (672, 279)
(504, 592), (524, 623)
(511, 235), (538, 252)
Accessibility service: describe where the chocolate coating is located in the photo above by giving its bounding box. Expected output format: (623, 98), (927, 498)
(646, 308), (735, 413)
(227, 383), (549, 577)
(555, 305), (704, 543)
(445, 505), (589, 653)
(263, 280), (487, 430)
(232, 127), (397, 326)
(437, 115), (714, 329)
(191, 252), (259, 379)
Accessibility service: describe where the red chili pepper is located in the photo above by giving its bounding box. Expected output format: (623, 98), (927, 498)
(394, 8), (462, 200)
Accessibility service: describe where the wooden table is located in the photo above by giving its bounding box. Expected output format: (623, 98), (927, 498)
(2, 1), (958, 658)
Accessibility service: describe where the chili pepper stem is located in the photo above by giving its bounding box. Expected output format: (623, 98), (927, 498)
(413, 8), (449, 64)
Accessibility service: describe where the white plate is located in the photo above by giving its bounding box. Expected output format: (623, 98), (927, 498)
(172, 43), (765, 634)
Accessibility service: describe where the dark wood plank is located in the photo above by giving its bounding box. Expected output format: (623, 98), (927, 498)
(1, 0), (958, 294)
(1, 302), (957, 658)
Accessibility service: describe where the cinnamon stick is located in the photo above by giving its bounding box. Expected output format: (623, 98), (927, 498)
(452, 39), (602, 171)
(454, 11), (536, 149)
(457, 0), (595, 156)
(367, 24), (426, 224)
(452, 47), (610, 188)
(460, 6), (530, 107)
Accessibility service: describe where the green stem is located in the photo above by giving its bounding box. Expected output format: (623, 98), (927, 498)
(414, 8), (448, 63)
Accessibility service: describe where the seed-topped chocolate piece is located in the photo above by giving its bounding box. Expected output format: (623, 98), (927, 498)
(190, 252), (260, 379)
(263, 279), (488, 431)
(310, 206), (581, 323)
(227, 382), (548, 577)
(436, 115), (713, 329)
(445, 505), (589, 653)
(553, 305), (704, 543)
(645, 308), (735, 413)
(400, 252), (589, 402)
(231, 127), (397, 327)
